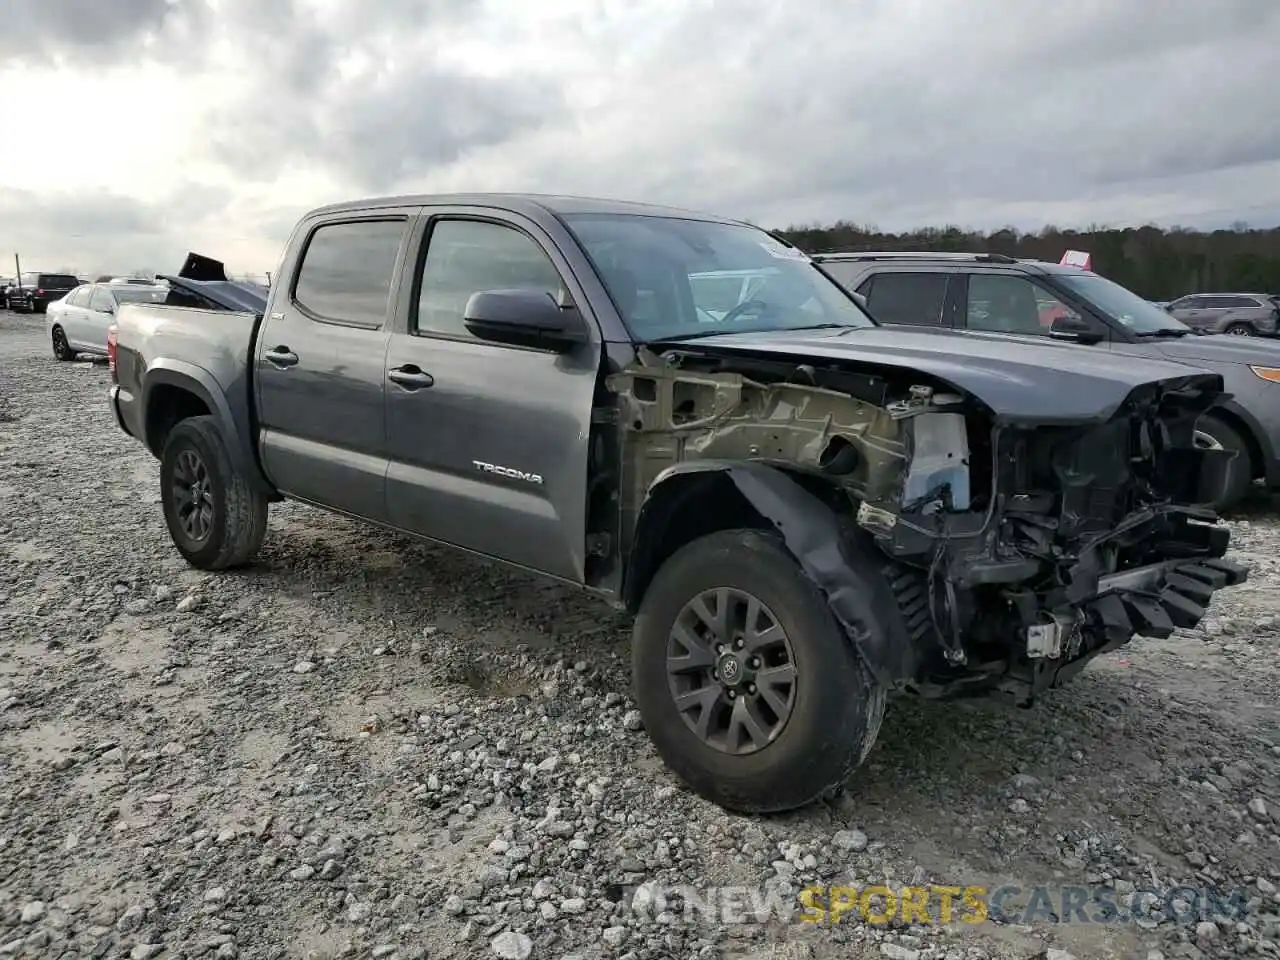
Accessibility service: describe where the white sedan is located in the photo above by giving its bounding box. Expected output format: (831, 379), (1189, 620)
(47, 281), (168, 361)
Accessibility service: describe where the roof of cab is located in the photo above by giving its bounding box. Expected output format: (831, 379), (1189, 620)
(304, 192), (742, 225)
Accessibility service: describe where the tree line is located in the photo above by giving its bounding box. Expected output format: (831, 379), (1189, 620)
(771, 221), (1280, 300)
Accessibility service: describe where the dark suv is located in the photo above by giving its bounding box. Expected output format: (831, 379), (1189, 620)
(813, 252), (1280, 510)
(5, 272), (80, 313)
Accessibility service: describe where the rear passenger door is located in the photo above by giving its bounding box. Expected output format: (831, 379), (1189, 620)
(856, 271), (957, 328)
(255, 211), (416, 521)
(382, 209), (603, 583)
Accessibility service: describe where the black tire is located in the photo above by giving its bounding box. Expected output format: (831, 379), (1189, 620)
(51, 325), (76, 361)
(1196, 413), (1252, 511)
(159, 415), (269, 570)
(1224, 322), (1254, 336)
(632, 528), (886, 814)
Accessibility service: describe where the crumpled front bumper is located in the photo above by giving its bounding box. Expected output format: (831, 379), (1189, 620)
(1090, 555), (1248, 639)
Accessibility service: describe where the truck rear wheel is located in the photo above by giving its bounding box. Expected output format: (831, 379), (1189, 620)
(632, 528), (885, 814)
(159, 415), (268, 570)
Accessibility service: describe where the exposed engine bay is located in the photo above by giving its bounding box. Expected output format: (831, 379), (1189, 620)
(609, 345), (1248, 704)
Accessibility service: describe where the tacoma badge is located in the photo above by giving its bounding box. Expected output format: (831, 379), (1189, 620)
(472, 460), (544, 485)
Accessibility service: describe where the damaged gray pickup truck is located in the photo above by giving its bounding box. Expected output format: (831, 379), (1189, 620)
(107, 194), (1247, 814)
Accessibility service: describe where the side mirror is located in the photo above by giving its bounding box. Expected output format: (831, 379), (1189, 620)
(1049, 313), (1105, 344)
(850, 291), (869, 310)
(463, 289), (588, 351)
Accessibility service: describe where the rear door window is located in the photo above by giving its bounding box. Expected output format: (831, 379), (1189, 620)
(292, 218), (408, 327)
(89, 288), (116, 312)
(862, 272), (950, 326)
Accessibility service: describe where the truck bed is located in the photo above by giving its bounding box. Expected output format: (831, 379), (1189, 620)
(110, 301), (265, 477)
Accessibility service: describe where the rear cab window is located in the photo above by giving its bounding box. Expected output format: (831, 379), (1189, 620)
(292, 218), (408, 327)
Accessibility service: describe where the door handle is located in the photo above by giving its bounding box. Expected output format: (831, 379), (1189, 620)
(264, 346), (299, 367)
(387, 365), (434, 389)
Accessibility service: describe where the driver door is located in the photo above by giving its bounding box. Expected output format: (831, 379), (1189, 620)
(59, 286), (94, 348)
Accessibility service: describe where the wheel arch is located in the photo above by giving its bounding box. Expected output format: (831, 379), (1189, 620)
(142, 363), (275, 495)
(622, 460), (916, 685)
(1206, 401), (1268, 482)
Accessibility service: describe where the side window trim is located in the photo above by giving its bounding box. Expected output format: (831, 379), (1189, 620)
(940, 272), (962, 328)
(288, 215), (411, 330)
(408, 213), (569, 351)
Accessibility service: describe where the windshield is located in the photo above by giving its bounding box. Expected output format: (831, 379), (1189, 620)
(112, 287), (168, 304)
(561, 213), (874, 341)
(1054, 272), (1191, 334)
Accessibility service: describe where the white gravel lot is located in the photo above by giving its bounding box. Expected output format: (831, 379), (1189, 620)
(0, 309), (1277, 960)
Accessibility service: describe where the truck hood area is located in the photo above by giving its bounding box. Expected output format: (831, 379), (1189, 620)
(613, 329), (1243, 703)
(653, 325), (1226, 423)
(1144, 331), (1280, 365)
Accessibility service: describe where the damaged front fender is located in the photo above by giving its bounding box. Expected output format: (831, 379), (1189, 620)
(625, 460), (919, 686)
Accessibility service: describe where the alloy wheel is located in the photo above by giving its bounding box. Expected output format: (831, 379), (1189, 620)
(171, 448), (215, 543)
(665, 586), (797, 755)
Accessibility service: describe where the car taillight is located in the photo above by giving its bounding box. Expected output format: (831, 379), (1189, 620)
(35, 288), (43, 296)
(107, 325), (118, 379)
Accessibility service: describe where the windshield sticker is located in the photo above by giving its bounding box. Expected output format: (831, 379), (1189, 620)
(758, 240), (811, 262)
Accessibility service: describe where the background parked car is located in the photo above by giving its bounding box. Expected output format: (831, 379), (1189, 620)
(46, 280), (168, 360)
(5, 271), (80, 313)
(1163, 293), (1280, 336)
(813, 251), (1280, 510)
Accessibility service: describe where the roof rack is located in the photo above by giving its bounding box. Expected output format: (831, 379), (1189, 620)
(812, 251), (1019, 264)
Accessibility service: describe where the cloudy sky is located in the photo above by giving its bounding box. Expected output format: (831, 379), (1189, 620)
(2, 0), (1278, 276)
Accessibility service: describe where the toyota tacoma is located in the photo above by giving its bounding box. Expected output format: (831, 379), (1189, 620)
(106, 194), (1247, 814)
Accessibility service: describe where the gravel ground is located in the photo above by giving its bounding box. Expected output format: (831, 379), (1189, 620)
(1, 308), (1277, 960)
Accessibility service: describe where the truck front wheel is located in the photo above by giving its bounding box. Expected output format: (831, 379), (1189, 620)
(159, 415), (268, 570)
(632, 528), (886, 814)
